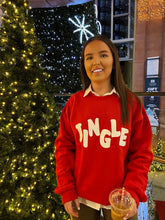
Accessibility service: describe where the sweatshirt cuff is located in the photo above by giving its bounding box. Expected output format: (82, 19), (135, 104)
(125, 189), (140, 207)
(61, 189), (78, 204)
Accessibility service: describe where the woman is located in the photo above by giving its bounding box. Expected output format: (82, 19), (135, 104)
(55, 35), (153, 220)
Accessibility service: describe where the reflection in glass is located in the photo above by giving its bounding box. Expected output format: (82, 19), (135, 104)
(114, 0), (128, 15)
(115, 43), (128, 58)
(113, 16), (128, 39)
(129, 42), (133, 58)
(98, 0), (111, 37)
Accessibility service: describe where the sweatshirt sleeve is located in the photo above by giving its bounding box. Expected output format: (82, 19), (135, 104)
(54, 99), (78, 204)
(123, 101), (153, 207)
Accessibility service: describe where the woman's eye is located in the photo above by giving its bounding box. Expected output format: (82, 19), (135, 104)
(86, 56), (92, 60)
(101, 54), (107, 58)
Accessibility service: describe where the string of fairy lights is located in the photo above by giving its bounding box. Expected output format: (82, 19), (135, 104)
(0, 0), (59, 218)
(137, 0), (165, 21)
(0, 2), (39, 68)
(30, 1), (99, 100)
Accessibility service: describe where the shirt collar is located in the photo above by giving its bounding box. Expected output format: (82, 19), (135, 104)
(83, 84), (119, 97)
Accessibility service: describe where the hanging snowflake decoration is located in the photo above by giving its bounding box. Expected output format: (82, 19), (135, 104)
(94, 4), (102, 35)
(68, 14), (94, 44)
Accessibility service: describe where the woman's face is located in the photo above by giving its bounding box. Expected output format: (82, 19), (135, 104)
(84, 40), (113, 86)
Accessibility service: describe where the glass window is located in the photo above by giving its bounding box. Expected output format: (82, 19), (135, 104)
(130, 0), (135, 38)
(115, 42), (133, 59)
(98, 0), (111, 38)
(99, 0), (106, 7)
(114, 0), (128, 15)
(129, 41), (134, 58)
(98, 0), (111, 8)
(113, 16), (128, 39)
(115, 43), (129, 58)
(97, 0), (135, 58)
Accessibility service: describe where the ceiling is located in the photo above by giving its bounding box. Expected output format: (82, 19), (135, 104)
(28, 0), (91, 8)
(0, 0), (91, 8)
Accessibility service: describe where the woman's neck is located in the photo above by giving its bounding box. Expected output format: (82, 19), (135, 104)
(91, 82), (113, 96)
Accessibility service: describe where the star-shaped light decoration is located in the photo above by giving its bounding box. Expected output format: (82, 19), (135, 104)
(68, 14), (94, 44)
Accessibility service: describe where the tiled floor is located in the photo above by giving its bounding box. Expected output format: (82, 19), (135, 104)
(148, 171), (165, 220)
(148, 171), (165, 201)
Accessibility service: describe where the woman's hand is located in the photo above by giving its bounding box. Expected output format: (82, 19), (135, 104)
(64, 199), (80, 217)
(123, 198), (137, 220)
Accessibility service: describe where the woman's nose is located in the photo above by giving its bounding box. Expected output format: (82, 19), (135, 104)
(93, 56), (100, 65)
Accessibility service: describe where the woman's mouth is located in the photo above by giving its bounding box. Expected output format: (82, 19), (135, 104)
(92, 69), (103, 73)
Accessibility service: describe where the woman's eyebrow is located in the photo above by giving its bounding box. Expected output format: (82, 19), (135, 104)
(85, 50), (109, 57)
(99, 50), (109, 53)
(85, 53), (93, 57)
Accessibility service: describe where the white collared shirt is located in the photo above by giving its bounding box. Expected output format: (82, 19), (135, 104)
(78, 196), (111, 211)
(83, 84), (119, 97)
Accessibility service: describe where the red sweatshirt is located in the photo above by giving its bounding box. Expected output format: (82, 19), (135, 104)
(55, 90), (153, 206)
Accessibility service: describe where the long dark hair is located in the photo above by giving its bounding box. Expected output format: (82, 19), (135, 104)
(80, 35), (132, 125)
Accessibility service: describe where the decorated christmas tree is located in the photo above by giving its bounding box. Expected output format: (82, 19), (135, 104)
(0, 0), (66, 219)
(150, 137), (165, 172)
(155, 137), (164, 157)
